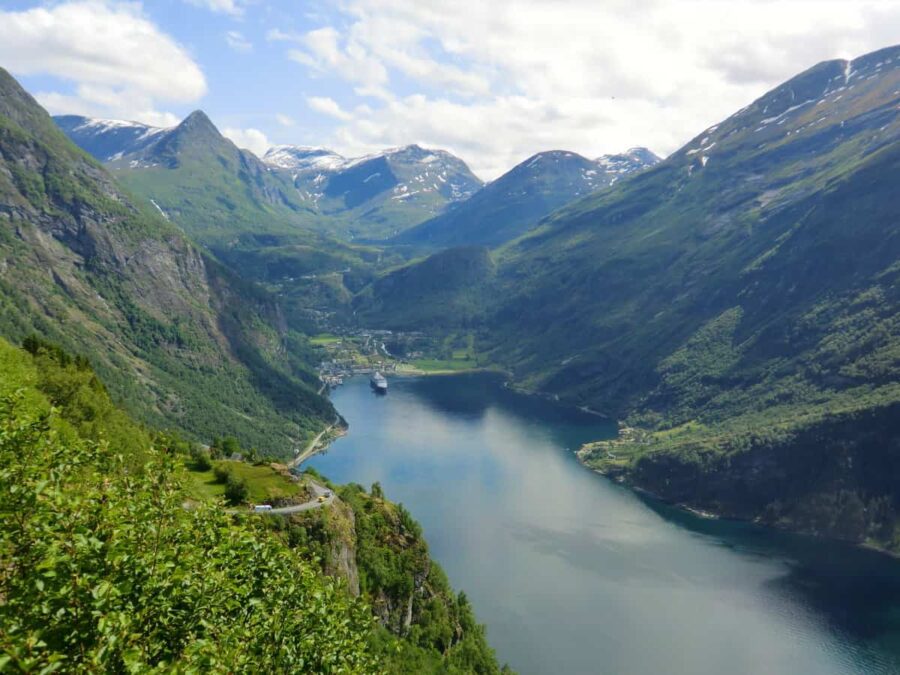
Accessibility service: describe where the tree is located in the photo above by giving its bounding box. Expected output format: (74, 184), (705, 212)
(213, 465), (231, 484)
(224, 474), (249, 506)
(190, 445), (212, 471)
(221, 436), (241, 457)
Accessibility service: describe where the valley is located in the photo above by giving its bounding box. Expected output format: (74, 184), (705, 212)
(2, 26), (900, 674)
(35, 42), (900, 557)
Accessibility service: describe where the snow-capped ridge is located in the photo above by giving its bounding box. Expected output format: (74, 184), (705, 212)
(263, 145), (347, 171)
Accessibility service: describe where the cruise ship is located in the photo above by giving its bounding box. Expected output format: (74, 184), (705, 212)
(370, 371), (388, 393)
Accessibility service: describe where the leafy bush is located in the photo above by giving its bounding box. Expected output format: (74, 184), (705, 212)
(190, 444), (213, 471)
(224, 474), (250, 506)
(0, 351), (378, 672)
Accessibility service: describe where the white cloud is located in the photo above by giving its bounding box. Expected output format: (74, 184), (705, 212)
(275, 113), (295, 127)
(278, 0), (900, 178)
(222, 127), (271, 157)
(287, 26), (389, 89)
(184, 0), (243, 16)
(307, 96), (353, 121)
(35, 89), (181, 128)
(0, 1), (205, 125)
(225, 31), (253, 53)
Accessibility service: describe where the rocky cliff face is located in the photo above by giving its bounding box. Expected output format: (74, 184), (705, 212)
(0, 67), (333, 451)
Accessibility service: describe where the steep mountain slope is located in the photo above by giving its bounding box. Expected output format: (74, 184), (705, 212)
(395, 148), (660, 248)
(354, 246), (495, 330)
(105, 110), (318, 243)
(56, 112), (384, 322)
(264, 143), (483, 240)
(0, 67), (332, 452)
(485, 45), (900, 546)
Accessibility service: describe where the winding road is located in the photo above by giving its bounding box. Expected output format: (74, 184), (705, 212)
(262, 480), (335, 514)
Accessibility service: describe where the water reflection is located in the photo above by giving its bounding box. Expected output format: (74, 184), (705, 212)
(309, 374), (900, 675)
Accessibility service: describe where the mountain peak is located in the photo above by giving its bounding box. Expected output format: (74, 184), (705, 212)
(0, 66), (52, 132)
(674, 42), (900, 167)
(176, 109), (217, 134)
(623, 147), (661, 163)
(397, 144), (657, 248)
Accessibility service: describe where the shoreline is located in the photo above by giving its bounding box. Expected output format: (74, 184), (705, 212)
(316, 370), (900, 562)
(394, 364), (507, 377)
(576, 451), (900, 561)
(289, 417), (346, 469)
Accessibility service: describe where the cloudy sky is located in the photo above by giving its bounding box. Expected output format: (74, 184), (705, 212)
(1, 0), (899, 178)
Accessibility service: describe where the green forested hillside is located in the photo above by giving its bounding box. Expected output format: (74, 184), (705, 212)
(0, 336), (507, 672)
(354, 246), (496, 330)
(69, 110), (390, 323)
(0, 67), (332, 453)
(483, 46), (900, 546)
(492, 46), (900, 414)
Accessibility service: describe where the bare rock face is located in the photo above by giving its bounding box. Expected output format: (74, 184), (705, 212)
(326, 504), (361, 597)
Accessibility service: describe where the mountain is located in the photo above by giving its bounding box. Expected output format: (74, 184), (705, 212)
(395, 148), (660, 248)
(55, 112), (383, 324)
(354, 246), (495, 330)
(105, 110), (318, 242)
(54, 114), (168, 160)
(263, 143), (484, 240)
(264, 144), (348, 172)
(480, 45), (900, 546)
(0, 67), (333, 452)
(56, 115), (485, 243)
(55, 111), (327, 243)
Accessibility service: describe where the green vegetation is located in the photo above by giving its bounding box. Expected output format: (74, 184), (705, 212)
(0, 336), (509, 672)
(311, 333), (343, 345)
(184, 460), (305, 504)
(0, 67), (334, 455)
(355, 247), (496, 331)
(410, 358), (480, 373)
(0, 336), (377, 672)
(286, 482), (511, 674)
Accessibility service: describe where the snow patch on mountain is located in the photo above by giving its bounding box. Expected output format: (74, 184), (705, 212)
(263, 146), (348, 172)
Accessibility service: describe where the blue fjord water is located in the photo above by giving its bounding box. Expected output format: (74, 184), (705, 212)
(308, 373), (900, 674)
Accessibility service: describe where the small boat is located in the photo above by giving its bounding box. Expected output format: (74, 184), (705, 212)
(370, 371), (388, 393)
